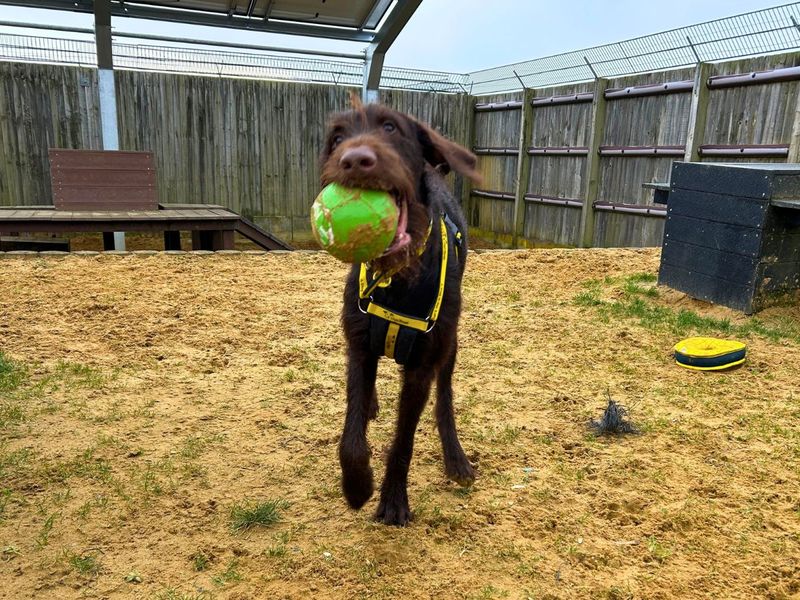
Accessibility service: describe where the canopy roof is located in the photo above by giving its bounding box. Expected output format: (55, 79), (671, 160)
(0, 0), (411, 42)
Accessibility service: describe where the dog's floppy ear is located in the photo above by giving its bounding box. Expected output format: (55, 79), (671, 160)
(416, 121), (481, 184)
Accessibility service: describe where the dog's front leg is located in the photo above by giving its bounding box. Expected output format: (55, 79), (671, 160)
(339, 349), (379, 509)
(375, 368), (434, 526)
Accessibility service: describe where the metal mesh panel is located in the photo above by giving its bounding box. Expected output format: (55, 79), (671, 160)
(468, 3), (800, 94)
(0, 31), (469, 92)
(0, 2), (799, 95)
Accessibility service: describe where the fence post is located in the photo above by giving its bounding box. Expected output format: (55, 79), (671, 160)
(579, 77), (609, 248)
(461, 95), (476, 222)
(684, 62), (712, 162)
(787, 87), (800, 163)
(512, 87), (535, 248)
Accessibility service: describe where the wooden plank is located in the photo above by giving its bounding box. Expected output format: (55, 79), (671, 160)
(512, 88), (535, 247)
(670, 162), (772, 199)
(658, 262), (756, 313)
(684, 62), (712, 162)
(663, 214), (763, 257)
(668, 188), (769, 227)
(770, 198), (800, 210)
(49, 148), (158, 211)
(661, 239), (758, 285)
(579, 78), (609, 248)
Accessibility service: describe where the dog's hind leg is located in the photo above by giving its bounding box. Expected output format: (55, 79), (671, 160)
(436, 340), (475, 487)
(339, 350), (379, 510)
(375, 368), (434, 526)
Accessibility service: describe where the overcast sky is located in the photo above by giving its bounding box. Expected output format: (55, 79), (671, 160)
(0, 0), (793, 73)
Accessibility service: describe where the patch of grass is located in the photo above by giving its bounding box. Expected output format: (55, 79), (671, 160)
(191, 550), (212, 572)
(53, 361), (105, 390)
(468, 585), (509, 600)
(623, 278), (659, 298)
(154, 588), (212, 600)
(36, 513), (57, 548)
(67, 551), (101, 576)
(0, 488), (12, 519)
(647, 535), (672, 563)
(575, 274), (800, 344)
(212, 559), (242, 586)
(230, 499), (288, 532)
(265, 531), (290, 558)
(489, 424), (522, 444)
(574, 290), (603, 307)
(2, 545), (21, 560)
(0, 352), (26, 393)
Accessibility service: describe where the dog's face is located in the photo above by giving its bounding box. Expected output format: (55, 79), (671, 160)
(320, 97), (479, 272)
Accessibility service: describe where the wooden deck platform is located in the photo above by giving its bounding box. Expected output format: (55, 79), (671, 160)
(0, 205), (291, 251)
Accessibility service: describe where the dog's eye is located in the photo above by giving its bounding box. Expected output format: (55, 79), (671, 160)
(382, 121), (396, 133)
(331, 134), (345, 147)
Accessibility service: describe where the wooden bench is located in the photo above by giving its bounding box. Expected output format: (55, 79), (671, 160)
(0, 149), (290, 252)
(50, 148), (218, 250)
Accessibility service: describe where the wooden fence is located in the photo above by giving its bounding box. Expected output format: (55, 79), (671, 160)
(0, 63), (471, 242)
(1, 52), (799, 246)
(468, 51), (800, 247)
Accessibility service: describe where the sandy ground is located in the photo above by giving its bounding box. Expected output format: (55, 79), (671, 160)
(0, 249), (798, 600)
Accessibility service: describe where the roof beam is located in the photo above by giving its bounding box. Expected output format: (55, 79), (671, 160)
(363, 0), (423, 101)
(0, 0), (376, 42)
(263, 0), (275, 20)
(359, 0), (393, 30)
(370, 0), (422, 53)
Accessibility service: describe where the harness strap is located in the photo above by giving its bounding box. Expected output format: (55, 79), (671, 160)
(358, 220), (434, 299)
(360, 213), (461, 365)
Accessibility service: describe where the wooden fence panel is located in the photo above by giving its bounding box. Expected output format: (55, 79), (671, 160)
(0, 63), (100, 207)
(4, 50), (800, 248)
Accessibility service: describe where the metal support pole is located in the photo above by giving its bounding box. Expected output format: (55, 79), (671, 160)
(579, 77), (609, 248)
(684, 62), (712, 163)
(94, 0), (125, 250)
(362, 44), (383, 103)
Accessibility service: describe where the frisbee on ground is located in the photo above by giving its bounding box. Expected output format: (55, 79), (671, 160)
(673, 337), (747, 371)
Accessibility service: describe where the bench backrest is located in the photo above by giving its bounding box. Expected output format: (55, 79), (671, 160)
(49, 149), (158, 211)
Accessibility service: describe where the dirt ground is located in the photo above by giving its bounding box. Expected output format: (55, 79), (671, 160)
(0, 249), (798, 600)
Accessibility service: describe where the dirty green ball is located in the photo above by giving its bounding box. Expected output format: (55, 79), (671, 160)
(311, 183), (399, 263)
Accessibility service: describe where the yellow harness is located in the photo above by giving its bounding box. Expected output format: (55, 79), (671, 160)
(358, 215), (462, 363)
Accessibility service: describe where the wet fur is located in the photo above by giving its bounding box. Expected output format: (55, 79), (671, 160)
(319, 99), (481, 525)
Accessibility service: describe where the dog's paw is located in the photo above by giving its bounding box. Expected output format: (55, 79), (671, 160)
(445, 456), (476, 488)
(374, 495), (411, 526)
(342, 467), (374, 509)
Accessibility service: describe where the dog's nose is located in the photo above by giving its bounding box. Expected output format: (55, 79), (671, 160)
(340, 146), (377, 172)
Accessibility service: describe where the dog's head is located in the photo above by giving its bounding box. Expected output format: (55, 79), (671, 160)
(320, 94), (480, 272)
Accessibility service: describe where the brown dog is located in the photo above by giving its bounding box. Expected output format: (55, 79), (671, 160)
(319, 97), (480, 525)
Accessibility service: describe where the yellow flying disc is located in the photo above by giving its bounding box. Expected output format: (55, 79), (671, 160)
(673, 337), (747, 371)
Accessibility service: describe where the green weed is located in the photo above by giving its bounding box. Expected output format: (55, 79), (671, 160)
(191, 550), (212, 572)
(212, 559), (242, 586)
(67, 551), (101, 576)
(230, 499), (288, 532)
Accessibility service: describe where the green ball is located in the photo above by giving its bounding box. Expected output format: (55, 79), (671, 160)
(311, 183), (399, 263)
